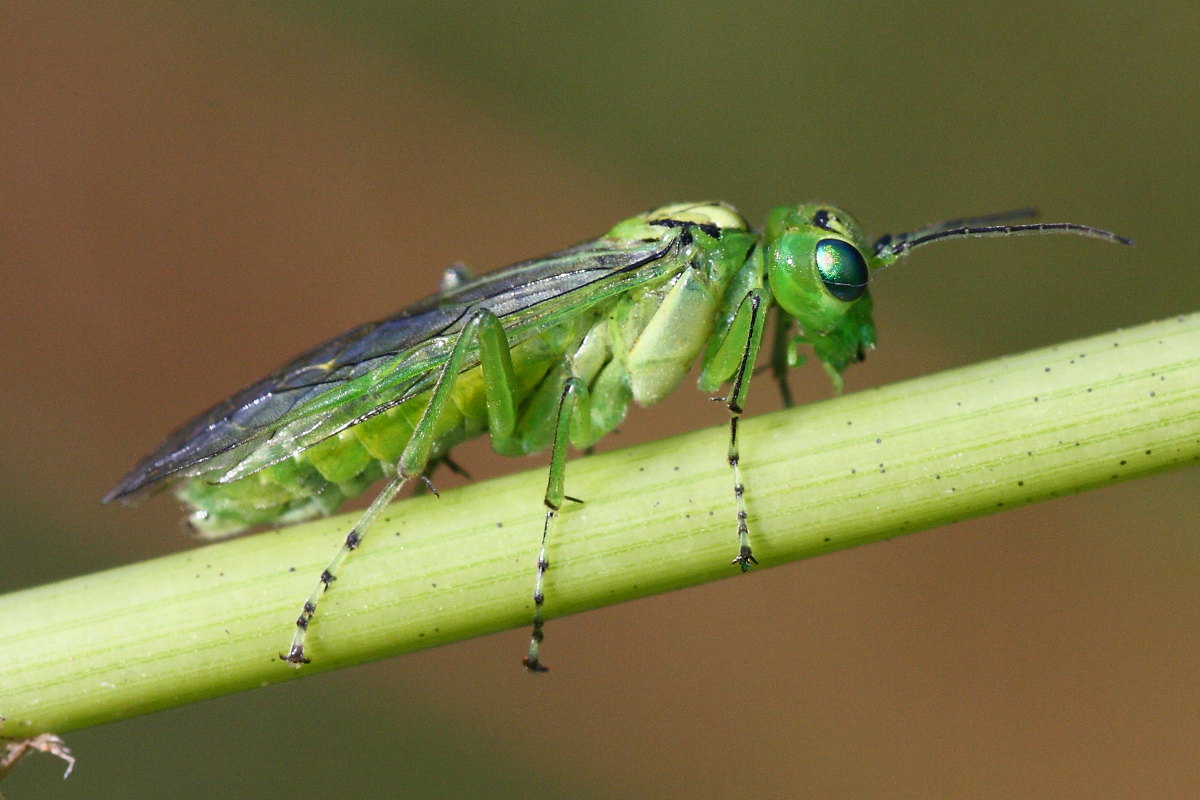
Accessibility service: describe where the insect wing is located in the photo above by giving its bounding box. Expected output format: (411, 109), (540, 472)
(105, 231), (682, 502)
(213, 235), (686, 484)
(103, 302), (466, 503)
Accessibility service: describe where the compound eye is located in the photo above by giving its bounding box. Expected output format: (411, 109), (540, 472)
(814, 238), (868, 302)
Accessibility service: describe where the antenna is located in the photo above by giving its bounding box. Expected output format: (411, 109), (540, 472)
(873, 209), (1134, 260)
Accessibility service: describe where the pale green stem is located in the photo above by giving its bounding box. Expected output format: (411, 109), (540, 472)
(2, 312), (1198, 737)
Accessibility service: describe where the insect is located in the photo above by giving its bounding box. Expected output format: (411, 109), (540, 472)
(104, 201), (1132, 671)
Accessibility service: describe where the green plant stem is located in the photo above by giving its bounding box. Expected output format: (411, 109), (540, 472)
(2, 312), (1198, 737)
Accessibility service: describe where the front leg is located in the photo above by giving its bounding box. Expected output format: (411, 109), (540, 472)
(701, 289), (770, 571)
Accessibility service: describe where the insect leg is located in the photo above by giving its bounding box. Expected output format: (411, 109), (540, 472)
(280, 469), (412, 666)
(523, 376), (591, 672)
(769, 303), (796, 409)
(468, 314), (595, 669)
(703, 289), (770, 571)
(727, 291), (769, 570)
(281, 308), (515, 667)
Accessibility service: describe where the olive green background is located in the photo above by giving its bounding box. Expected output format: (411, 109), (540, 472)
(2, 3), (1197, 798)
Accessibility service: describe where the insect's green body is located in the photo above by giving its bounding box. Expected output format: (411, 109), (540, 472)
(106, 200), (1127, 669)
(172, 202), (871, 538)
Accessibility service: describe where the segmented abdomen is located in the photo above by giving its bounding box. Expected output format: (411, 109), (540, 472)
(176, 233), (735, 539)
(177, 312), (592, 538)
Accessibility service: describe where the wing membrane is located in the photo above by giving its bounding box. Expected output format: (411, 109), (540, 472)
(105, 230), (682, 503)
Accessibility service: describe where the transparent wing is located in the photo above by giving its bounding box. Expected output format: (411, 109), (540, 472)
(104, 231), (684, 503)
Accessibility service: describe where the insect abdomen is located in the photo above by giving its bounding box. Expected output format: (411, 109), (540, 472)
(177, 325), (574, 538)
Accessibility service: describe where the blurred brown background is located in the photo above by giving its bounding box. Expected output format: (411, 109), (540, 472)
(2, 4), (1197, 798)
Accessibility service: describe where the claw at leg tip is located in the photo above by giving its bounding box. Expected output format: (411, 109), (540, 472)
(523, 656), (549, 673)
(731, 550), (758, 573)
(280, 647), (311, 668)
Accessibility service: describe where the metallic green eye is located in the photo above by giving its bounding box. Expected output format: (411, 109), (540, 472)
(814, 238), (868, 301)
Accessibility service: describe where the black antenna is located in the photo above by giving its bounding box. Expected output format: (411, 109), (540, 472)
(874, 209), (1134, 260)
